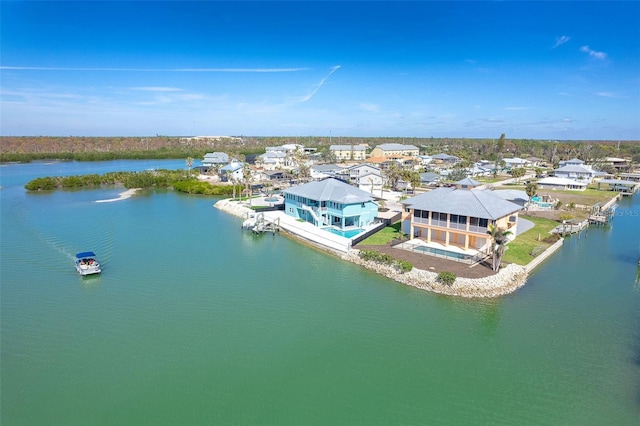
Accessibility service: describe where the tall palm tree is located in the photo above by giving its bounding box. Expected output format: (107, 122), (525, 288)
(487, 224), (513, 271)
(525, 181), (538, 211)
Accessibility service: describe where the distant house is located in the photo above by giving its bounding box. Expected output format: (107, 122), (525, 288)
(503, 157), (530, 168)
(220, 161), (246, 182)
(553, 164), (597, 183)
(430, 153), (460, 165)
(358, 172), (384, 194)
(559, 158), (585, 167)
(256, 151), (287, 170)
(420, 172), (441, 186)
(370, 143), (419, 158)
(537, 177), (588, 191)
(310, 164), (344, 180)
(416, 155), (433, 166)
(202, 152), (229, 167)
(329, 145), (368, 161)
(347, 164), (382, 185)
(283, 178), (378, 229)
(401, 178), (521, 259)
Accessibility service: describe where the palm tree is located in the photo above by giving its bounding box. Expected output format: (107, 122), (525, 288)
(525, 181), (538, 211)
(487, 224), (513, 271)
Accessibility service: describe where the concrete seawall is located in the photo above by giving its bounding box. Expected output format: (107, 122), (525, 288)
(524, 237), (564, 273)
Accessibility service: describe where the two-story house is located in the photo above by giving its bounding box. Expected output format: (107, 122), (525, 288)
(329, 145), (368, 161)
(370, 143), (419, 158)
(400, 178), (521, 260)
(283, 178), (378, 230)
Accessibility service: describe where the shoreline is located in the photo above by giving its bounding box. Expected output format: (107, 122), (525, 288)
(214, 198), (532, 298)
(96, 188), (140, 203)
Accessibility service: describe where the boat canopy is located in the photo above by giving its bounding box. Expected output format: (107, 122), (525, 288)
(76, 251), (97, 259)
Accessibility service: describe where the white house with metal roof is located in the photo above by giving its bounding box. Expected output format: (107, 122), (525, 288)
(202, 152), (230, 167)
(283, 178), (378, 230)
(553, 164), (597, 183)
(400, 178), (521, 259)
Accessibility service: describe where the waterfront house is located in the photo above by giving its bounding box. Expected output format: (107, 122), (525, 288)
(400, 178), (521, 258)
(553, 164), (596, 183)
(537, 176), (588, 191)
(283, 178), (378, 229)
(370, 143), (419, 158)
(202, 152), (229, 168)
(329, 144), (368, 161)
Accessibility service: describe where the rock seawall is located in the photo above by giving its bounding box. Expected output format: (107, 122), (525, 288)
(216, 198), (529, 298)
(342, 250), (528, 298)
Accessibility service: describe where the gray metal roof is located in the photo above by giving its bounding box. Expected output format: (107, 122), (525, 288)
(375, 143), (419, 151)
(284, 178), (374, 204)
(330, 145), (367, 151)
(555, 164), (593, 173)
(455, 177), (481, 187)
(493, 189), (529, 203)
(402, 187), (521, 220)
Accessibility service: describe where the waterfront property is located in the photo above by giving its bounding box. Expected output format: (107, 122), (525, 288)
(283, 178), (378, 230)
(537, 176), (588, 191)
(400, 178), (522, 260)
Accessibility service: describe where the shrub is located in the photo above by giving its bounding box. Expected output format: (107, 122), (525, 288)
(396, 260), (413, 273)
(437, 271), (456, 286)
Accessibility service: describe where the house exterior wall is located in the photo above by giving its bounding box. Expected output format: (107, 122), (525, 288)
(401, 208), (518, 254)
(284, 195), (378, 229)
(370, 146), (419, 158)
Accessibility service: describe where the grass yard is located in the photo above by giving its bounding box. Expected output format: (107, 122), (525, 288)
(503, 215), (560, 266)
(358, 221), (404, 245)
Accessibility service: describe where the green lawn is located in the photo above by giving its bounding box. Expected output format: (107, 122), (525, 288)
(358, 221), (404, 245)
(503, 215), (560, 265)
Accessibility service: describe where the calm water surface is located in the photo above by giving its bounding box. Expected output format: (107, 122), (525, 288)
(1, 160), (639, 425)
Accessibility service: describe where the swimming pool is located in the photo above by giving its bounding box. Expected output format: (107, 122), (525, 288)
(323, 227), (364, 238)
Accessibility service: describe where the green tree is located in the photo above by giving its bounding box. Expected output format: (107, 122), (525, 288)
(525, 181), (538, 211)
(487, 224), (513, 272)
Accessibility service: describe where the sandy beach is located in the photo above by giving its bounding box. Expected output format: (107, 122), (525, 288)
(95, 188), (140, 203)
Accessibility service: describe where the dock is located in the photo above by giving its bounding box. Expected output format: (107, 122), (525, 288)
(242, 212), (280, 234)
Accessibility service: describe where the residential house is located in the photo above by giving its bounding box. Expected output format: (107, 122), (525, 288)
(400, 178), (521, 259)
(220, 161), (246, 182)
(419, 172), (441, 186)
(329, 145), (368, 161)
(310, 164), (344, 180)
(283, 178), (379, 229)
(358, 172), (384, 194)
(202, 152), (229, 168)
(553, 164), (597, 183)
(492, 189), (530, 208)
(256, 151), (287, 170)
(559, 158), (584, 167)
(347, 164), (382, 185)
(430, 153), (461, 165)
(370, 143), (419, 158)
(503, 157), (531, 169)
(537, 176), (588, 191)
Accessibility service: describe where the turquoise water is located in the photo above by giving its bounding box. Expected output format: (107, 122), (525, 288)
(324, 227), (364, 238)
(1, 160), (639, 425)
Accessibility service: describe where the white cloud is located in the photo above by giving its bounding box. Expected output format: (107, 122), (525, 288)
(359, 103), (380, 112)
(580, 45), (607, 60)
(553, 35), (571, 48)
(596, 91), (626, 98)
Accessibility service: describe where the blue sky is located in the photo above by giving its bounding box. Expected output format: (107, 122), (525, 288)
(1, 1), (639, 139)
